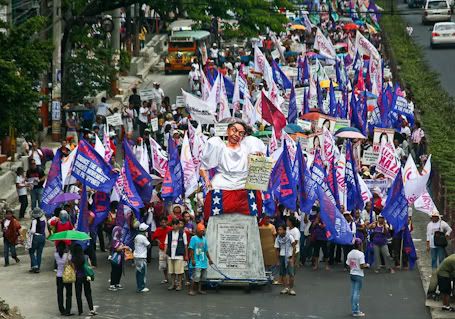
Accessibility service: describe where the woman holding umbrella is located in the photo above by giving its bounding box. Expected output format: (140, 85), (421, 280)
(109, 226), (127, 292)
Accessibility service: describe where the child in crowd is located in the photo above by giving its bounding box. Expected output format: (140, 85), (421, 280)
(274, 224), (297, 296)
(188, 223), (212, 296)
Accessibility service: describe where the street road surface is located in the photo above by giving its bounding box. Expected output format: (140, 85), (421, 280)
(398, 2), (455, 97)
(0, 247), (430, 319)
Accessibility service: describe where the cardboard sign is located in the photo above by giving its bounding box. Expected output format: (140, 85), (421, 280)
(245, 155), (274, 191)
(308, 133), (323, 155)
(150, 117), (158, 132)
(376, 142), (400, 180)
(361, 149), (378, 166)
(373, 128), (395, 154)
(175, 95), (185, 108)
(363, 179), (389, 191)
(139, 89), (154, 101)
(334, 118), (351, 131)
(297, 119), (312, 131)
(259, 228), (277, 266)
(106, 113), (123, 127)
(214, 123), (229, 137)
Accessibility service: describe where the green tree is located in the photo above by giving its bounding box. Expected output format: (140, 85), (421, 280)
(0, 17), (52, 138)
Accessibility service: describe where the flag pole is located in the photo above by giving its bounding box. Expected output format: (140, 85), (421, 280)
(399, 230), (404, 270)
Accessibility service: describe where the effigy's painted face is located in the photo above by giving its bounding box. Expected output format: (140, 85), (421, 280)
(227, 124), (246, 145)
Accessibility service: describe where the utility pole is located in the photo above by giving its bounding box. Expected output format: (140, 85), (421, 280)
(52, 0), (62, 141)
(111, 8), (121, 95)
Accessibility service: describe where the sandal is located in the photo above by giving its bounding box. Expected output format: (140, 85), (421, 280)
(442, 306), (455, 312)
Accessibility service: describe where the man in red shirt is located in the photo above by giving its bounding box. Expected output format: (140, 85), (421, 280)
(151, 216), (172, 284)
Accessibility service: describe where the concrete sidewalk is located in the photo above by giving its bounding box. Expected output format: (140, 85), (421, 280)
(412, 211), (455, 319)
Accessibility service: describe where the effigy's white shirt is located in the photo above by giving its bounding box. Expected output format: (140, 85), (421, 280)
(200, 136), (266, 190)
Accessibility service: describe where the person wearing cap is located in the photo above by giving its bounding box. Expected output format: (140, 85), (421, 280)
(165, 218), (188, 291)
(188, 222), (212, 296)
(29, 207), (48, 273)
(427, 210), (452, 269)
(368, 215), (395, 274)
(134, 223), (151, 293)
(346, 238), (370, 317)
(138, 101), (150, 137)
(209, 43), (219, 66)
(49, 210), (74, 248)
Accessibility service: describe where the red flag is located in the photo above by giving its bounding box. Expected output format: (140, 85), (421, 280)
(261, 91), (286, 139)
(356, 69), (365, 92)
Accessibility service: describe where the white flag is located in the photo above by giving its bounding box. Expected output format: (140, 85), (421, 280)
(232, 71), (241, 114)
(242, 97), (257, 127)
(358, 173), (373, 207)
(94, 135), (105, 157)
(140, 144), (150, 174)
(182, 89), (217, 124)
(376, 142), (400, 180)
(404, 155), (431, 204)
(414, 192), (436, 215)
(314, 28), (336, 59)
(61, 146), (78, 186)
(149, 137), (168, 177)
(337, 153), (347, 208)
(218, 74), (231, 121)
(200, 67), (211, 101)
(181, 132), (199, 198)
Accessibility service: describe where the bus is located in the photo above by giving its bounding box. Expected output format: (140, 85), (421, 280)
(165, 29), (210, 74)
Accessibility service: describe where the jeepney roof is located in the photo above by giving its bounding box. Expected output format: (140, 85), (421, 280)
(170, 30), (211, 41)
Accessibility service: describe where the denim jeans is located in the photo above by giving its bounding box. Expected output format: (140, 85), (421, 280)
(431, 247), (446, 269)
(350, 274), (363, 314)
(135, 258), (147, 291)
(4, 238), (17, 265)
(30, 188), (43, 210)
(29, 234), (45, 269)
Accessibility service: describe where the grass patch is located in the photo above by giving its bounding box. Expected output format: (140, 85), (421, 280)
(379, 6), (455, 206)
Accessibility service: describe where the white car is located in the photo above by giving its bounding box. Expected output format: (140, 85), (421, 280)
(431, 22), (455, 47)
(422, 0), (452, 24)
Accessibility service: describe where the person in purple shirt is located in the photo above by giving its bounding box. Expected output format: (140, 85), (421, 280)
(310, 214), (330, 271)
(368, 215), (395, 274)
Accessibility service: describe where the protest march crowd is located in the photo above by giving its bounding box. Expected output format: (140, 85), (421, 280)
(1, 0), (453, 318)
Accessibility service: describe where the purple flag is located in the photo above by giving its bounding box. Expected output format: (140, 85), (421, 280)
(329, 80), (337, 117)
(288, 83), (298, 124)
(71, 139), (118, 193)
(272, 59), (292, 90)
(41, 149), (63, 216)
(123, 139), (153, 203)
(93, 191), (110, 227)
(162, 135), (184, 203)
(345, 141), (363, 211)
(295, 143), (310, 212)
(381, 170), (409, 232)
(316, 186), (354, 245)
(116, 163), (144, 221)
(77, 185), (89, 233)
(276, 141), (297, 211)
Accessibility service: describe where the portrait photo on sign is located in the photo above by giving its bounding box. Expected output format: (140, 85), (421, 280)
(373, 128), (395, 153)
(316, 115), (336, 132)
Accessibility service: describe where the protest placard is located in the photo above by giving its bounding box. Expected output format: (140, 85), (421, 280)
(106, 113), (123, 127)
(361, 149), (378, 166)
(363, 179), (389, 191)
(376, 142), (400, 180)
(139, 89), (154, 101)
(316, 114), (336, 132)
(334, 118), (351, 131)
(245, 155), (274, 191)
(297, 119), (312, 131)
(150, 117), (158, 132)
(182, 90), (217, 124)
(308, 133), (323, 155)
(52, 101), (61, 121)
(373, 128), (395, 153)
(175, 95), (185, 108)
(215, 123), (229, 137)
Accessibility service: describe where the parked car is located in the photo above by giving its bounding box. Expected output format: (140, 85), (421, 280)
(422, 0), (452, 24)
(430, 22), (455, 47)
(408, 0), (425, 8)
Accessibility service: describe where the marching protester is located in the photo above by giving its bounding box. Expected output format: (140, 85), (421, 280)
(426, 211), (452, 269)
(151, 216), (172, 284)
(29, 208), (47, 273)
(109, 226), (126, 291)
(54, 242), (73, 316)
(1, 209), (21, 267)
(369, 215), (395, 274)
(275, 224), (297, 296)
(134, 223), (151, 293)
(346, 238), (369, 317)
(188, 223), (212, 296)
(72, 244), (97, 316)
(165, 219), (188, 291)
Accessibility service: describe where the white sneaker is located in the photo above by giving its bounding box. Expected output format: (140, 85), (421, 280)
(139, 288), (150, 293)
(280, 288), (289, 294)
(115, 284), (124, 290)
(108, 285), (117, 291)
(288, 289), (296, 296)
(353, 312), (365, 317)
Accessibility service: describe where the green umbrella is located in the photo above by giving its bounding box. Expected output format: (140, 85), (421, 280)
(252, 130), (272, 138)
(48, 230), (91, 241)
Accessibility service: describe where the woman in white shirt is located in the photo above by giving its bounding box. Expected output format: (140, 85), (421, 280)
(55, 242), (73, 316)
(16, 167), (29, 219)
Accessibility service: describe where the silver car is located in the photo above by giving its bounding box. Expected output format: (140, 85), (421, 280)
(431, 22), (455, 47)
(422, 0), (452, 24)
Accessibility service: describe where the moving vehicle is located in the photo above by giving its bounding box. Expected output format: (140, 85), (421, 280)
(165, 28), (210, 74)
(430, 22), (455, 47)
(408, 0), (425, 8)
(422, 0), (452, 24)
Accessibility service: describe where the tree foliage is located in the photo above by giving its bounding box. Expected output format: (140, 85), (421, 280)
(0, 17), (52, 138)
